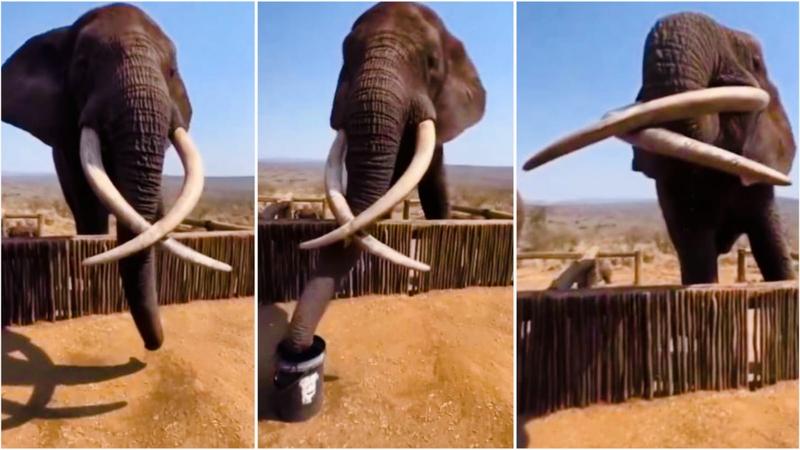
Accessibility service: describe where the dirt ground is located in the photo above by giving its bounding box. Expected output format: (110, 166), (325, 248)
(2, 298), (254, 448)
(259, 287), (514, 448)
(521, 381), (798, 448)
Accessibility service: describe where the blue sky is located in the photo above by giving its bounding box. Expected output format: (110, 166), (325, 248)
(518, 2), (799, 202)
(1, 2), (254, 176)
(259, 1), (513, 167)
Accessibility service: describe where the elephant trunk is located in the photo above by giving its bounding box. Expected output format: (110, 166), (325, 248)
(286, 44), (412, 353)
(343, 42), (410, 215)
(105, 58), (172, 350)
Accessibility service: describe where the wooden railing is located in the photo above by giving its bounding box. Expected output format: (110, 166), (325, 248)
(519, 249), (643, 286)
(736, 248), (800, 282)
(181, 217), (251, 231)
(258, 195), (512, 221)
(2, 213), (44, 237)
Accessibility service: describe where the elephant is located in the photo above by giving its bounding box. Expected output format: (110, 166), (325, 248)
(523, 12), (796, 285)
(283, 2), (486, 355)
(2, 3), (230, 350)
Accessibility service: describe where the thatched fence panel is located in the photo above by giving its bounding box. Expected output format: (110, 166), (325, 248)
(2, 231), (254, 327)
(259, 220), (513, 303)
(517, 282), (798, 417)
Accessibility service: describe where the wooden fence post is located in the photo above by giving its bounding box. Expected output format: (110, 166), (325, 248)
(36, 213), (43, 237)
(403, 200), (411, 220)
(737, 248), (747, 283)
(634, 249), (642, 286)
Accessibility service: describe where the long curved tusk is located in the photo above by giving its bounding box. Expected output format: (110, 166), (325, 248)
(300, 120), (436, 249)
(522, 86), (770, 171)
(323, 130), (430, 272)
(81, 127), (205, 264)
(620, 128), (791, 186)
(79, 128), (231, 271)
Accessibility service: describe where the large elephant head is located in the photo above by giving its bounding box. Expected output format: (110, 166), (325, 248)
(2, 3), (230, 350)
(633, 12), (795, 184)
(299, 2), (486, 269)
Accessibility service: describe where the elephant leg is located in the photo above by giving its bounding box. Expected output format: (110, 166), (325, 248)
(656, 181), (719, 284)
(286, 242), (362, 353)
(418, 144), (449, 219)
(52, 148), (108, 234)
(747, 200), (796, 281)
(117, 226), (163, 350)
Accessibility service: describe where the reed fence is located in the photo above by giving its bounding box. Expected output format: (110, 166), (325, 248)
(259, 219), (513, 303)
(2, 231), (254, 326)
(517, 281), (798, 417)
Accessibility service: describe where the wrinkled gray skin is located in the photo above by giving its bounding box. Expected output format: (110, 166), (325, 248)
(632, 13), (796, 284)
(2, 3), (193, 350)
(286, 2), (486, 354)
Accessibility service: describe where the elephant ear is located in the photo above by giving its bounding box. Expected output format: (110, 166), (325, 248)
(435, 33), (486, 143)
(740, 105), (796, 184)
(1, 27), (75, 148)
(168, 70), (193, 131)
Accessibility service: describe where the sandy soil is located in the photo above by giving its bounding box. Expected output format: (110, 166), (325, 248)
(521, 381), (798, 448)
(259, 287), (514, 448)
(2, 298), (254, 448)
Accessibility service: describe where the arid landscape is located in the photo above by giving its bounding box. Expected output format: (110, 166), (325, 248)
(259, 159), (513, 218)
(518, 197), (799, 289)
(2, 298), (254, 448)
(1, 173), (254, 236)
(259, 288), (513, 448)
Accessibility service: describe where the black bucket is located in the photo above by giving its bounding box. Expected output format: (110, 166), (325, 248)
(272, 335), (326, 422)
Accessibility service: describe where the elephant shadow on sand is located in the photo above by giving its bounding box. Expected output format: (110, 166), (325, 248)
(1, 328), (146, 430)
(258, 304), (338, 422)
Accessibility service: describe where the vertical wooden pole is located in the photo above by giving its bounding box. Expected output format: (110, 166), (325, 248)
(737, 248), (747, 282)
(403, 200), (411, 220)
(36, 213), (44, 237)
(634, 250), (643, 286)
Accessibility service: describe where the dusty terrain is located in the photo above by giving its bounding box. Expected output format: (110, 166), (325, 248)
(2, 174), (254, 236)
(259, 287), (513, 448)
(518, 198), (799, 290)
(259, 159), (513, 218)
(2, 298), (254, 448)
(521, 381), (798, 448)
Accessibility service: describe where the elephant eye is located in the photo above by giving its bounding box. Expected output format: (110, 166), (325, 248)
(752, 55), (763, 72)
(169, 67), (177, 78)
(427, 54), (439, 69)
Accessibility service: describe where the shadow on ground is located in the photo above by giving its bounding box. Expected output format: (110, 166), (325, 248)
(1, 328), (145, 430)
